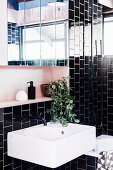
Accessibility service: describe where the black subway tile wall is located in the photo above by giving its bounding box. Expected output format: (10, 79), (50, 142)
(0, 101), (51, 170)
(102, 57), (113, 135)
(69, 0), (103, 136)
(0, 102), (97, 170)
(69, 0), (113, 159)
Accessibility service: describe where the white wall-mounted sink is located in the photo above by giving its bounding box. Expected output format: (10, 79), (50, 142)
(8, 123), (96, 168)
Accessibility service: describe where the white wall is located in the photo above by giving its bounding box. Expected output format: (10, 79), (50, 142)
(0, 67), (68, 102)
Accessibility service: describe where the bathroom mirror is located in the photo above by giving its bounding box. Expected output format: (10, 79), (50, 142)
(5, 0), (68, 66)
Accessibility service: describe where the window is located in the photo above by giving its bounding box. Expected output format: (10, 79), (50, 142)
(104, 16), (113, 56)
(22, 21), (68, 61)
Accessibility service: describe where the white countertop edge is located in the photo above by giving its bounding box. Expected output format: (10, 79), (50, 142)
(0, 97), (53, 108)
(85, 151), (98, 157)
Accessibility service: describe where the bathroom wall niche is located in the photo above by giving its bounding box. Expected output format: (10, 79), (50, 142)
(3, 0), (69, 66)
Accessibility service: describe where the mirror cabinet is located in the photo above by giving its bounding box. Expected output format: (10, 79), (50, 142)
(0, 0), (68, 66)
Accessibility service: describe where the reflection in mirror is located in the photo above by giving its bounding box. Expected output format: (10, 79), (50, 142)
(7, 0), (68, 66)
(0, 0), (7, 65)
(7, 1), (20, 64)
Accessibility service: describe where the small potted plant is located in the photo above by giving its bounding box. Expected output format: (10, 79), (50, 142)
(47, 77), (79, 126)
(41, 84), (51, 97)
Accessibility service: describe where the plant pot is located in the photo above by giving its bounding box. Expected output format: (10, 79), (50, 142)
(41, 84), (51, 97)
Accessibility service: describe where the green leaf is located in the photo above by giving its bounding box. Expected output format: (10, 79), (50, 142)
(47, 77), (79, 126)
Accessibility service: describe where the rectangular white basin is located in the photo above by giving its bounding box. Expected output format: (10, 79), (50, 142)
(8, 123), (96, 168)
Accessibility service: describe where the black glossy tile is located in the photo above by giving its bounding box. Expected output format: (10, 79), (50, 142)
(0, 161), (3, 170)
(38, 120), (43, 125)
(108, 130), (113, 136)
(85, 65), (89, 73)
(0, 122), (3, 134)
(80, 60), (84, 68)
(103, 116), (107, 125)
(78, 159), (86, 169)
(85, 56), (89, 64)
(0, 135), (3, 147)
(103, 93), (107, 100)
(75, 102), (79, 110)
(69, 59), (74, 68)
(0, 148), (3, 161)
(45, 101), (51, 108)
(4, 126), (12, 140)
(108, 81), (113, 88)
(69, 69), (74, 78)
(75, 74), (80, 82)
(108, 114), (113, 122)
(80, 88), (84, 96)
(13, 106), (21, 121)
(71, 162), (77, 170)
(70, 88), (75, 97)
(4, 140), (7, 153)
(80, 115), (84, 123)
(75, 83), (79, 92)
(14, 167), (21, 170)
(80, 79), (84, 87)
(33, 166), (41, 170)
(103, 85), (107, 93)
(108, 90), (113, 97)
(0, 109), (3, 121)
(75, 57), (79, 64)
(22, 122), (29, 129)
(98, 94), (102, 102)
(69, 0), (74, 10)
(75, 65), (79, 73)
(13, 105), (21, 114)
(22, 110), (29, 122)
(108, 122), (113, 131)
(4, 113), (12, 127)
(4, 164), (13, 170)
(75, 92), (79, 101)
(13, 158), (21, 169)
(38, 102), (44, 108)
(70, 79), (74, 88)
(30, 103), (37, 115)
(45, 101), (52, 112)
(30, 120), (37, 126)
(65, 162), (71, 168)
(80, 106), (84, 114)
(4, 107), (12, 114)
(103, 77), (107, 85)
(59, 164), (66, 170)
(108, 73), (113, 80)
(79, 155), (87, 160)
(45, 112), (51, 122)
(108, 106), (113, 114)
(22, 161), (31, 170)
(4, 153), (12, 166)
(38, 108), (44, 116)
(103, 109), (107, 117)
(80, 69), (84, 77)
(87, 166), (95, 170)
(80, 97), (84, 105)
(108, 98), (113, 105)
(13, 120), (21, 131)
(87, 156), (95, 166)
(22, 104), (29, 110)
